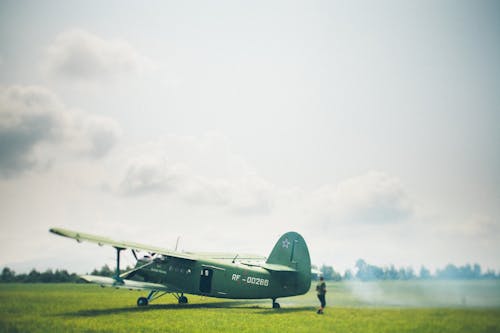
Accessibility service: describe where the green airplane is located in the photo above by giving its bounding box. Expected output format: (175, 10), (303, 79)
(49, 228), (311, 309)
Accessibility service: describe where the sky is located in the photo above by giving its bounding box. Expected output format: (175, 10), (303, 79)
(0, 0), (499, 274)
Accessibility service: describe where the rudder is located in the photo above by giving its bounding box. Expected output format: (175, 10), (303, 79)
(266, 231), (311, 294)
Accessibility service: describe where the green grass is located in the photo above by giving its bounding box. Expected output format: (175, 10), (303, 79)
(1, 281), (499, 333)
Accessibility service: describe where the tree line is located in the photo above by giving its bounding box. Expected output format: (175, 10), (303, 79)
(0, 265), (129, 283)
(316, 259), (499, 281)
(2, 260), (499, 283)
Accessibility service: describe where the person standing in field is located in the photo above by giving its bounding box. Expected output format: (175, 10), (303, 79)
(316, 276), (326, 314)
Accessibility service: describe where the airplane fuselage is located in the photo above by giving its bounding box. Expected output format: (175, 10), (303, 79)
(134, 256), (310, 299)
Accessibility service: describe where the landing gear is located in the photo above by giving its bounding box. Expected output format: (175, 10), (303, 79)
(272, 298), (280, 309)
(174, 292), (188, 304)
(137, 297), (148, 306)
(137, 291), (188, 306)
(136, 290), (168, 307)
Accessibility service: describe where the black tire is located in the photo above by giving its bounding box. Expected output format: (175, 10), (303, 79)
(137, 297), (149, 307)
(272, 302), (280, 309)
(178, 296), (188, 304)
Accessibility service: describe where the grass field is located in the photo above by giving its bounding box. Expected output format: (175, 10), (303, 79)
(1, 281), (499, 333)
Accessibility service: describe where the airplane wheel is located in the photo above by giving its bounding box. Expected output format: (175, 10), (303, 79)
(137, 297), (149, 307)
(178, 296), (188, 304)
(272, 302), (280, 309)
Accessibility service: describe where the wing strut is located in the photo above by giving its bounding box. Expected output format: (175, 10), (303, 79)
(131, 249), (138, 261)
(114, 247), (125, 283)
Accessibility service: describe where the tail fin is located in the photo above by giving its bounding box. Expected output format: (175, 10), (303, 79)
(266, 231), (311, 293)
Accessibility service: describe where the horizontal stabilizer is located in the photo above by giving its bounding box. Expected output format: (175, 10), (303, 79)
(80, 275), (173, 292)
(188, 252), (266, 260)
(241, 261), (297, 272)
(259, 263), (297, 272)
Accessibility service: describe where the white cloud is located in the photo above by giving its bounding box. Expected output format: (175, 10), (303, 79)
(115, 141), (413, 222)
(181, 175), (275, 215)
(0, 85), (121, 177)
(67, 113), (122, 159)
(0, 86), (64, 175)
(119, 156), (184, 196)
(311, 171), (413, 224)
(115, 136), (275, 216)
(44, 29), (154, 82)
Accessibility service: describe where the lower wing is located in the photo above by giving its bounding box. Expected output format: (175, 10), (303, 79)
(81, 275), (174, 292)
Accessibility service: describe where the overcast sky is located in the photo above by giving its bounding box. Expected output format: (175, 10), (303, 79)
(1, 0), (499, 274)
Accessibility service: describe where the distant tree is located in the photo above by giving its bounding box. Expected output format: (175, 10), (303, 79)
(1, 267), (16, 282)
(472, 264), (481, 279)
(384, 265), (399, 280)
(436, 264), (455, 279)
(455, 263), (483, 279)
(343, 269), (353, 280)
(419, 266), (431, 279)
(16, 273), (27, 282)
(320, 265), (334, 280)
(332, 271), (342, 281)
(405, 267), (416, 280)
(355, 259), (367, 280)
(53, 269), (72, 283)
(40, 269), (55, 283)
(25, 269), (41, 283)
(434, 263), (494, 280)
(398, 267), (407, 280)
(459, 264), (473, 279)
(329, 267), (342, 281)
(355, 259), (366, 270)
(355, 259), (383, 281)
(0, 266), (84, 283)
(92, 264), (114, 277)
(483, 269), (496, 279)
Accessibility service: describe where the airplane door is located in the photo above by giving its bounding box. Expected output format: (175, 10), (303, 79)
(199, 268), (213, 293)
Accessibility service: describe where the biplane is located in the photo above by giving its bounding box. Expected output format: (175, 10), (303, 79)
(50, 228), (311, 308)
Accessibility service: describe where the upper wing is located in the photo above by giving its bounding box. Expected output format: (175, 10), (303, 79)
(50, 227), (196, 261)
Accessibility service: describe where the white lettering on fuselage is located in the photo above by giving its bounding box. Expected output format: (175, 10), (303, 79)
(232, 273), (269, 287)
(245, 276), (269, 287)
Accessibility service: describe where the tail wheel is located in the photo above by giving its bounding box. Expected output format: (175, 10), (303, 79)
(137, 297), (149, 307)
